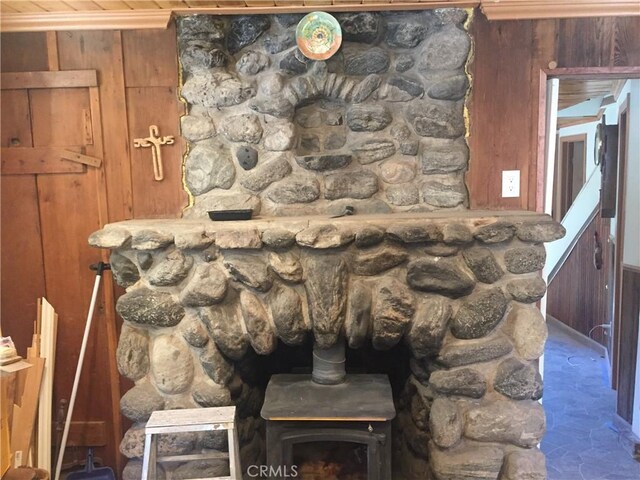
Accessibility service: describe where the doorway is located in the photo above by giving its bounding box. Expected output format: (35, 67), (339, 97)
(540, 70), (640, 476)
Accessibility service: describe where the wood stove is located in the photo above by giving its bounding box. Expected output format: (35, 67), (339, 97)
(261, 368), (395, 480)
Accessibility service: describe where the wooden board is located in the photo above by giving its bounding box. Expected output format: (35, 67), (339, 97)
(65, 421), (108, 447)
(613, 17), (640, 67)
(10, 357), (45, 467)
(557, 17), (616, 68)
(36, 168), (117, 460)
(0, 32), (48, 73)
(34, 139), (118, 476)
(0, 90), (33, 148)
(547, 212), (612, 346)
(0, 175), (46, 357)
(1, 70), (97, 90)
(59, 149), (102, 168)
(37, 298), (58, 473)
(29, 88), (91, 147)
(616, 266), (640, 423)
(126, 86), (187, 218)
(467, 15), (533, 210)
(122, 24), (180, 88)
(57, 30), (134, 222)
(1, 148), (85, 175)
(529, 18), (558, 213)
(46, 31), (139, 474)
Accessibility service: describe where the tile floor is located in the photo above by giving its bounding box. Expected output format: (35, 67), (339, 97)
(542, 321), (640, 480)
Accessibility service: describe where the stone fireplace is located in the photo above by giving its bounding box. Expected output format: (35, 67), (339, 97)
(177, 10), (471, 218)
(88, 9), (565, 480)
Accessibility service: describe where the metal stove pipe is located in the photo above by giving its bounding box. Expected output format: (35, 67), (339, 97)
(312, 339), (346, 385)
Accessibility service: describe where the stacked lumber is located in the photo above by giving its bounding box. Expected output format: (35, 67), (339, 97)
(0, 298), (58, 477)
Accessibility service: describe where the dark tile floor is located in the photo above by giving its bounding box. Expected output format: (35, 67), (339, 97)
(542, 321), (640, 480)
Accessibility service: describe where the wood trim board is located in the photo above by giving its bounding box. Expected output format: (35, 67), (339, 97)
(10, 356), (45, 467)
(0, 147), (103, 175)
(555, 133), (588, 222)
(87, 84), (124, 474)
(1, 70), (97, 90)
(613, 96), (630, 391)
(59, 150), (102, 168)
(36, 298), (58, 473)
(616, 266), (640, 423)
(544, 67), (640, 79)
(481, 1), (640, 20)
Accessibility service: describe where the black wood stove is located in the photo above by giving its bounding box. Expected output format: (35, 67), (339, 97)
(260, 342), (396, 480)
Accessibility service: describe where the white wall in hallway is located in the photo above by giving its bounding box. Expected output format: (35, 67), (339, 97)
(620, 80), (640, 269)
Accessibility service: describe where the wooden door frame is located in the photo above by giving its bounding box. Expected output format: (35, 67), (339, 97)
(537, 67), (639, 396)
(612, 96), (630, 392)
(555, 133), (588, 222)
(535, 66), (640, 213)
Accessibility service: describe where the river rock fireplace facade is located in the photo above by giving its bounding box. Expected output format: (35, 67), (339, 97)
(88, 9), (565, 480)
(91, 212), (563, 479)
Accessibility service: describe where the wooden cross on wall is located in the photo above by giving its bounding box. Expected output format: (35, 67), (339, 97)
(133, 125), (174, 181)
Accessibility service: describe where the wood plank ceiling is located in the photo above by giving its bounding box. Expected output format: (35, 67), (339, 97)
(556, 78), (627, 127)
(558, 79), (625, 110)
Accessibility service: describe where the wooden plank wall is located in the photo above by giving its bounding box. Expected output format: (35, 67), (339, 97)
(0, 25), (185, 473)
(547, 212), (612, 346)
(1, 10), (639, 473)
(616, 266), (640, 424)
(467, 14), (640, 210)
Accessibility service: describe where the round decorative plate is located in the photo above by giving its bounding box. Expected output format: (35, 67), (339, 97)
(296, 11), (342, 61)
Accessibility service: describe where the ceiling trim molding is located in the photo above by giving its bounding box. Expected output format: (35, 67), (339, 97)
(481, 1), (640, 20)
(0, 2), (477, 32)
(0, 10), (172, 33)
(167, 2), (477, 15)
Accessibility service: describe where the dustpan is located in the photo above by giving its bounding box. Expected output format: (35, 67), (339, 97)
(65, 449), (115, 480)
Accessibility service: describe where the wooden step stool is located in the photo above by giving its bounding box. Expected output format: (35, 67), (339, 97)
(141, 406), (242, 480)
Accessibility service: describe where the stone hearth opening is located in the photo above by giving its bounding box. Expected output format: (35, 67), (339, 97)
(88, 8), (566, 480)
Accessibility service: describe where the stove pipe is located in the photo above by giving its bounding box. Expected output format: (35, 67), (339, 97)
(312, 339), (346, 385)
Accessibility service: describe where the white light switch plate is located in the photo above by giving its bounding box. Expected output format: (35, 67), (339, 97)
(502, 170), (520, 198)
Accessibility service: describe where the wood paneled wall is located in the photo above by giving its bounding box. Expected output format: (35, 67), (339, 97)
(1, 10), (640, 473)
(616, 266), (640, 424)
(1, 26), (186, 473)
(467, 14), (640, 210)
(547, 212), (612, 346)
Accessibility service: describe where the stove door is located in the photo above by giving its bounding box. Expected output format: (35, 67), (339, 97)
(267, 421), (391, 480)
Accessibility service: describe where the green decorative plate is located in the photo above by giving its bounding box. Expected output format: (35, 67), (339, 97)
(296, 11), (342, 61)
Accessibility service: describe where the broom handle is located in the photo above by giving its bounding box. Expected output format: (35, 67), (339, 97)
(54, 263), (108, 480)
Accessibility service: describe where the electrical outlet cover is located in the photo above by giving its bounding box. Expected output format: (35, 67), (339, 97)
(502, 170), (520, 198)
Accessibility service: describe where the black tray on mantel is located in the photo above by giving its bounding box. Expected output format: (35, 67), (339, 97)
(208, 209), (253, 221)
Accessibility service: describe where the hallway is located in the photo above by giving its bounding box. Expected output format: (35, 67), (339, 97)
(542, 321), (640, 479)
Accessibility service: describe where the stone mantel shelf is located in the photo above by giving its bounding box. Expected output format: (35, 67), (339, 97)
(89, 210), (563, 250)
